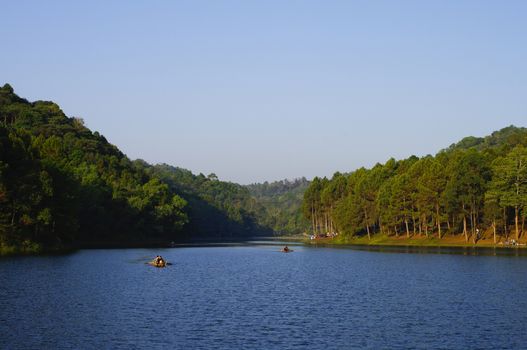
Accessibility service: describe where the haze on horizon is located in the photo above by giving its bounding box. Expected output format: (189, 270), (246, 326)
(2, 1), (526, 184)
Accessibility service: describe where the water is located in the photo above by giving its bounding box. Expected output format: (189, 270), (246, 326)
(1, 243), (527, 349)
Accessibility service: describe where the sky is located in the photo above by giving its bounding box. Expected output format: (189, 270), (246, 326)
(1, 0), (526, 184)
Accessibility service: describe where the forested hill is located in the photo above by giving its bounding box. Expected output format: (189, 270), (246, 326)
(444, 125), (527, 153)
(303, 126), (527, 243)
(246, 178), (310, 235)
(0, 84), (290, 254)
(145, 164), (272, 238)
(8, 83), (524, 255)
(0, 83), (191, 253)
(246, 178), (310, 197)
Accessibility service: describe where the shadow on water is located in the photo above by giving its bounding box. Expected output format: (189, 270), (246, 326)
(167, 237), (527, 257)
(170, 238), (304, 249)
(307, 242), (527, 257)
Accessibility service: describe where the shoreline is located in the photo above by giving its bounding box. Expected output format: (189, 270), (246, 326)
(2, 234), (526, 257)
(302, 233), (527, 249)
(0, 236), (275, 257)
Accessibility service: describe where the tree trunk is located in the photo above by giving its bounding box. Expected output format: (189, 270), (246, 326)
(503, 207), (508, 239)
(313, 206), (316, 234)
(314, 208), (318, 235)
(463, 215), (468, 242)
(470, 206), (474, 235)
(522, 215), (525, 239)
(516, 162), (521, 239)
(436, 203), (441, 239)
(515, 206), (519, 241)
(493, 220), (497, 244)
(311, 205), (315, 235)
(330, 208), (334, 233)
(405, 219), (410, 238)
(364, 209), (371, 240)
(471, 205), (477, 244)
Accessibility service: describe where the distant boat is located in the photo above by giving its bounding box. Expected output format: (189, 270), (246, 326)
(148, 261), (167, 267)
(147, 256), (171, 267)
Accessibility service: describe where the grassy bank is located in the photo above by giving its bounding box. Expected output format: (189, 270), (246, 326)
(0, 241), (78, 257)
(305, 233), (527, 248)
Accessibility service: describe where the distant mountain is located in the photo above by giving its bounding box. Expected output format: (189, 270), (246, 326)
(147, 163), (272, 238)
(246, 178), (310, 235)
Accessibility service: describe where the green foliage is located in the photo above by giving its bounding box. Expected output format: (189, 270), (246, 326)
(0, 84), (193, 253)
(0, 84), (315, 254)
(303, 126), (527, 242)
(445, 125), (527, 153)
(147, 164), (274, 238)
(246, 178), (310, 235)
(1, 84), (308, 252)
(488, 146), (527, 239)
(4, 83), (526, 253)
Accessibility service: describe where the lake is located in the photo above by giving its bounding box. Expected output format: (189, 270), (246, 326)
(1, 242), (527, 349)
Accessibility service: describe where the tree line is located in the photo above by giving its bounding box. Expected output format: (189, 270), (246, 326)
(0, 84), (288, 254)
(5, 83), (524, 254)
(302, 126), (527, 244)
(246, 178), (310, 235)
(0, 84), (191, 253)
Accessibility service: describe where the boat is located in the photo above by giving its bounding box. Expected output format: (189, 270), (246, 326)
(148, 256), (170, 267)
(148, 260), (167, 268)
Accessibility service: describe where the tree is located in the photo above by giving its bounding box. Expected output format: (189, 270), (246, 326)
(490, 146), (527, 240)
(442, 151), (489, 242)
(416, 158), (446, 238)
(391, 173), (413, 238)
(484, 187), (502, 244)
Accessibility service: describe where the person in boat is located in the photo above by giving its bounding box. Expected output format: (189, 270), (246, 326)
(154, 255), (165, 265)
(283, 246), (290, 252)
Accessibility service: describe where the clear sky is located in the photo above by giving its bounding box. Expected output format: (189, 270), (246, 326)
(2, 1), (526, 184)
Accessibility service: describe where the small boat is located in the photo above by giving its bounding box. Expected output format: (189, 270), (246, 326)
(148, 260), (167, 268)
(281, 247), (293, 253)
(147, 256), (170, 267)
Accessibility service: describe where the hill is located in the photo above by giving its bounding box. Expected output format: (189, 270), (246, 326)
(246, 178), (310, 235)
(303, 126), (527, 245)
(444, 125), (527, 153)
(0, 84), (279, 254)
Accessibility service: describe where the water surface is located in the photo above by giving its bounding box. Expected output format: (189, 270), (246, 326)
(1, 243), (526, 349)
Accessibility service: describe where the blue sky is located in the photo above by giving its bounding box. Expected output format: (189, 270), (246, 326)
(2, 1), (526, 184)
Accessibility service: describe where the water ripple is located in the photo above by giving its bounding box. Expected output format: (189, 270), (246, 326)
(1, 245), (527, 349)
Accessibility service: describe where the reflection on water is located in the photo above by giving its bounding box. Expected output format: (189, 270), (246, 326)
(308, 243), (527, 257)
(182, 238), (527, 257)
